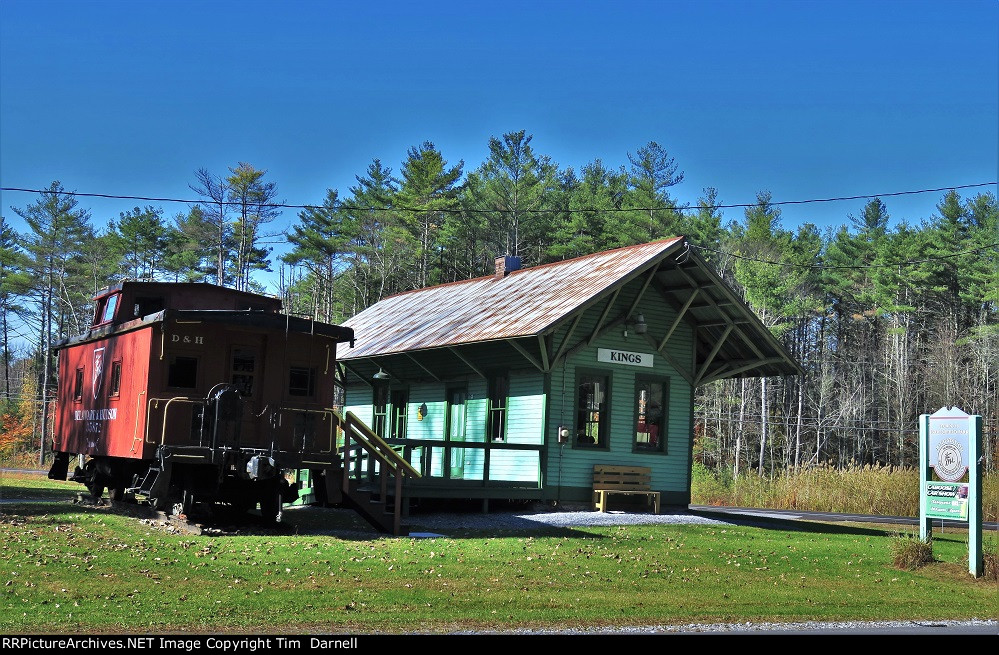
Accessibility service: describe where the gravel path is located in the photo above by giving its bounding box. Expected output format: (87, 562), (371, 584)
(403, 504), (738, 535)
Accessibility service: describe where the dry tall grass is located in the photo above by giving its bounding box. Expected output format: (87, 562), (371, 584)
(691, 462), (998, 523)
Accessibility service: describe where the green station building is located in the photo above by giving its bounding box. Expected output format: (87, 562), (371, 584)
(335, 238), (800, 509)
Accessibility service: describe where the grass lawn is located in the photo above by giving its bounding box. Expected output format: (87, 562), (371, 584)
(1, 473), (996, 634)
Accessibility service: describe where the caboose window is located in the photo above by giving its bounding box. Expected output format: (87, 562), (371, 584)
(100, 294), (119, 324)
(73, 367), (84, 401)
(168, 356), (198, 389)
(109, 360), (122, 397)
(230, 348), (256, 396)
(288, 366), (316, 397)
(134, 296), (164, 318)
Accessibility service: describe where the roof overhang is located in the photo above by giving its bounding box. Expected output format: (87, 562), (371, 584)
(338, 239), (801, 386)
(647, 246), (803, 385)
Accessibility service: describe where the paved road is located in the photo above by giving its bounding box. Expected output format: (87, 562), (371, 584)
(688, 504), (999, 531)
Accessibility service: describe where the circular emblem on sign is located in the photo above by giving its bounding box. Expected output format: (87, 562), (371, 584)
(935, 439), (966, 482)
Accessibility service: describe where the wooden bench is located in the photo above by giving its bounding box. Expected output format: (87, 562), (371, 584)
(592, 464), (661, 514)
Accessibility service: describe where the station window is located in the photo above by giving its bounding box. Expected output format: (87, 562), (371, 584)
(167, 356), (198, 389)
(634, 377), (667, 453)
(488, 373), (509, 441)
(575, 372), (609, 448)
(372, 383), (388, 437)
(288, 366), (316, 397)
(109, 360), (122, 397)
(73, 367), (84, 402)
(390, 389), (408, 439)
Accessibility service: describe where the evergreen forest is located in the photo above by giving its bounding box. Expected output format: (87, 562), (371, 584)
(1, 131), (996, 477)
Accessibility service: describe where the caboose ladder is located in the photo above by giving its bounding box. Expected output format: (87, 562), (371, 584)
(128, 457), (172, 511)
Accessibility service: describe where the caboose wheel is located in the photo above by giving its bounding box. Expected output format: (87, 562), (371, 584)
(107, 481), (127, 502)
(180, 489), (196, 517)
(82, 460), (105, 500)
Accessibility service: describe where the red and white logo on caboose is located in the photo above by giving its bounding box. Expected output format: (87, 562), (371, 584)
(93, 347), (105, 398)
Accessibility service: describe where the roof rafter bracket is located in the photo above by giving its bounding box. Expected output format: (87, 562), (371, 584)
(699, 358), (787, 386)
(551, 313), (583, 367)
(658, 287), (700, 351)
(405, 353), (441, 381)
(509, 339), (545, 372)
(625, 265), (658, 317)
(538, 334), (551, 372)
(640, 333), (695, 386)
(448, 347), (487, 380)
(694, 324), (734, 386)
(587, 288), (621, 347)
(340, 361), (373, 388)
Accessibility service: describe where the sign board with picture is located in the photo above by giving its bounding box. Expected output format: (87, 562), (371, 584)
(918, 407), (983, 577)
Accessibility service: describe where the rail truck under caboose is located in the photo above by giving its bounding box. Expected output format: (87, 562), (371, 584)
(46, 281), (355, 523)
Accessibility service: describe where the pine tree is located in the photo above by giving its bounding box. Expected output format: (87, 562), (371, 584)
(475, 131), (557, 263)
(0, 216), (31, 400)
(227, 163), (281, 291)
(163, 206), (220, 283)
(624, 141), (685, 240)
(12, 182), (94, 464)
(189, 168), (233, 286)
(395, 142), (464, 288)
(106, 206), (168, 281)
(343, 159), (409, 306)
(551, 160), (628, 258)
(284, 188), (357, 322)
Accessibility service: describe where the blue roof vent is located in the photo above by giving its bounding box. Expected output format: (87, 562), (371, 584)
(495, 255), (521, 278)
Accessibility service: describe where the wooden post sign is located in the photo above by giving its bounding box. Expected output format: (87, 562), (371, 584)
(918, 406), (983, 578)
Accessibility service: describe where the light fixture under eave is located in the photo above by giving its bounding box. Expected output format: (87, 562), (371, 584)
(372, 368), (390, 380)
(623, 313), (648, 338)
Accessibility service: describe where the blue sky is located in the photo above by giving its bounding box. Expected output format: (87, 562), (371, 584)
(1, 0), (996, 284)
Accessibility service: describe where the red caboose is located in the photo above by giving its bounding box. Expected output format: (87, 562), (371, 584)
(47, 281), (355, 522)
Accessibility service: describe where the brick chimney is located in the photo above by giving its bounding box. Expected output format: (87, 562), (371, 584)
(494, 255), (521, 278)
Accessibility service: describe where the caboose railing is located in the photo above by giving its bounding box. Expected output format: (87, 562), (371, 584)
(268, 406), (340, 454)
(142, 395), (419, 535)
(335, 410), (421, 536)
(145, 396), (202, 446)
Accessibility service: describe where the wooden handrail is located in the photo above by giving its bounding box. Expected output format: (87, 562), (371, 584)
(333, 410), (420, 536)
(341, 411), (422, 479)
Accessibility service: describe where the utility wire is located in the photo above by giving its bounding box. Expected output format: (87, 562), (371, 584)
(3, 183), (996, 273)
(693, 240), (999, 271)
(2, 182), (995, 214)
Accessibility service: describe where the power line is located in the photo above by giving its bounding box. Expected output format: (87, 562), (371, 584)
(693, 240), (999, 271)
(2, 182), (995, 215)
(3, 183), (996, 274)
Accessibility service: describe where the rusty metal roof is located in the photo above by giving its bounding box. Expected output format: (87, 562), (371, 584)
(337, 238), (802, 383)
(338, 239), (685, 359)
